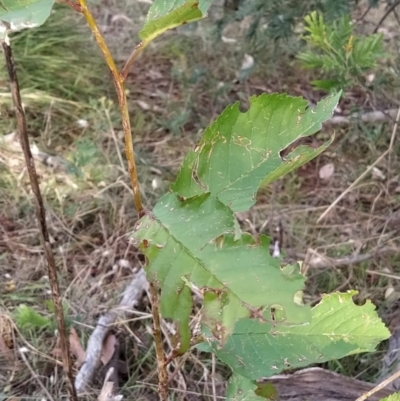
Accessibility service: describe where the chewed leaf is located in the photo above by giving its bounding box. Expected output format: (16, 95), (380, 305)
(211, 291), (390, 381)
(0, 0), (54, 39)
(145, 0), (212, 21)
(172, 92), (340, 212)
(140, 0), (213, 42)
(133, 192), (310, 351)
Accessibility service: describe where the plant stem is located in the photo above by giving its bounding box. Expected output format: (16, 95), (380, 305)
(1, 39), (78, 401)
(149, 282), (169, 401)
(77, 0), (143, 216)
(373, 0), (400, 33)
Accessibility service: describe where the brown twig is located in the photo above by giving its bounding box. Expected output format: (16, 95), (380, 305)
(149, 281), (169, 401)
(355, 369), (400, 401)
(356, 5), (371, 23)
(1, 39), (78, 401)
(76, 0), (143, 216)
(373, 0), (400, 33)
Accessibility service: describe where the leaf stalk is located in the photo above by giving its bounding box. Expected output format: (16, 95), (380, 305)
(121, 41), (148, 81)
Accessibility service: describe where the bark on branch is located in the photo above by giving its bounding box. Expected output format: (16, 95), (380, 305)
(75, 269), (148, 394)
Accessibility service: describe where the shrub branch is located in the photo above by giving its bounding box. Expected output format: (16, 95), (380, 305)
(1, 38), (78, 401)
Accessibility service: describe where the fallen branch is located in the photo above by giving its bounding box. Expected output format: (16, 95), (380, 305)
(318, 106), (400, 222)
(75, 269), (148, 394)
(281, 244), (398, 271)
(263, 367), (394, 401)
(264, 316), (400, 401)
(293, 249), (374, 270)
(327, 108), (399, 127)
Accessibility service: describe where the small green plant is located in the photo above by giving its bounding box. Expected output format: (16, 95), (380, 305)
(218, 0), (354, 43)
(14, 304), (52, 332)
(297, 11), (385, 92)
(67, 136), (104, 181)
(14, 302), (71, 334)
(0, 1), (393, 401)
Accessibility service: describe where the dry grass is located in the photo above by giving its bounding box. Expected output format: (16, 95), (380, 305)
(1, 1), (400, 400)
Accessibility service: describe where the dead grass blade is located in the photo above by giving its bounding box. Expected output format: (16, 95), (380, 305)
(98, 367), (123, 401)
(101, 333), (117, 366)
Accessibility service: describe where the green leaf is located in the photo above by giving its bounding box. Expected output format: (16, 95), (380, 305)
(194, 342), (212, 353)
(140, 0), (213, 42)
(210, 291), (390, 380)
(0, 0), (55, 40)
(133, 192), (310, 351)
(171, 92), (340, 212)
(145, 0), (213, 20)
(380, 394), (400, 401)
(226, 374), (277, 401)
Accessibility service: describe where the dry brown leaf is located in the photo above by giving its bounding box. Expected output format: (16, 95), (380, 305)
(0, 314), (14, 349)
(0, 335), (15, 362)
(385, 286), (395, 300)
(69, 327), (86, 368)
(5, 280), (16, 292)
(51, 327), (86, 368)
(101, 333), (116, 366)
(319, 163), (335, 180)
(240, 53), (254, 70)
(136, 100), (151, 110)
(372, 166), (386, 181)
